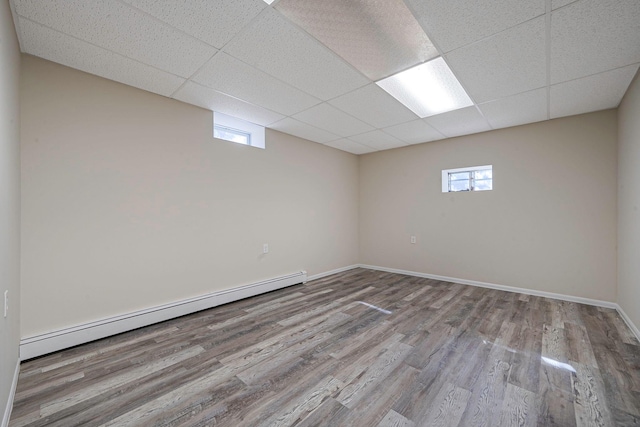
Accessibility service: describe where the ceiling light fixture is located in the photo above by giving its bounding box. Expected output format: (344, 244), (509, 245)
(376, 57), (473, 118)
(263, 0), (275, 4)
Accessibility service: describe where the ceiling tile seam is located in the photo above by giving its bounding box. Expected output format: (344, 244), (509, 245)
(266, 7), (374, 85)
(381, 118), (446, 140)
(476, 86), (548, 107)
(412, 6), (547, 56)
(276, 120), (342, 143)
(329, 140), (376, 154)
(400, 0), (446, 56)
(14, 15), (189, 84)
(472, 105), (494, 131)
(550, 63), (640, 88)
(214, 5), (270, 53)
(442, 13), (550, 58)
(194, 87), (290, 127)
(342, 138), (383, 151)
(169, 50), (223, 99)
(549, 62), (640, 89)
(290, 102), (376, 134)
(545, 0), (552, 120)
(263, 75), (416, 128)
(112, 0), (223, 51)
(191, 52), (323, 110)
(190, 8), (323, 110)
(315, 83), (417, 122)
(345, 131), (407, 149)
(551, 0), (582, 13)
(415, 123), (446, 140)
(328, 102), (419, 129)
(216, 7), (370, 103)
(462, 82), (549, 106)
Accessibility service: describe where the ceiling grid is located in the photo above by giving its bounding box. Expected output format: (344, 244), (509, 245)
(9, 0), (640, 154)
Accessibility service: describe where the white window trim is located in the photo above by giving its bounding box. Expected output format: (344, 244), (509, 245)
(213, 112), (265, 149)
(441, 165), (492, 193)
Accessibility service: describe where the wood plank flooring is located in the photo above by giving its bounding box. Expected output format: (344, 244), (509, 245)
(9, 268), (640, 426)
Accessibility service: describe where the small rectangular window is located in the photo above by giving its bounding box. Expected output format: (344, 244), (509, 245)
(214, 125), (251, 145)
(442, 165), (492, 193)
(213, 112), (265, 149)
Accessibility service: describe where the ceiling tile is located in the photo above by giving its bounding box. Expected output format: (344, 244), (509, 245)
(292, 103), (374, 137)
(328, 84), (418, 128)
(349, 130), (406, 151)
(121, 0), (266, 49)
(13, 0), (216, 78)
(19, 19), (184, 97)
(424, 106), (491, 138)
(194, 52), (321, 116)
(222, 8), (370, 100)
(382, 120), (445, 145)
(269, 118), (340, 144)
(275, 0), (438, 80)
(173, 82), (285, 126)
(550, 0), (640, 84)
(325, 139), (376, 155)
(446, 17), (547, 103)
(550, 64), (640, 119)
(405, 0), (545, 53)
(551, 0), (579, 9)
(479, 88), (548, 129)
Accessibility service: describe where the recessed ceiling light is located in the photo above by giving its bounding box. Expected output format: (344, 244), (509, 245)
(376, 57), (473, 118)
(263, 0), (275, 4)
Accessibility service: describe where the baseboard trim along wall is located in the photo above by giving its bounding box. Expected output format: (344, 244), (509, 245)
(306, 265), (360, 282)
(20, 271), (307, 360)
(358, 264), (618, 308)
(616, 305), (640, 343)
(359, 264), (640, 341)
(1, 360), (19, 427)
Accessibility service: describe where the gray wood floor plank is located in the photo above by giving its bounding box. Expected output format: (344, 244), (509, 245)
(9, 268), (640, 427)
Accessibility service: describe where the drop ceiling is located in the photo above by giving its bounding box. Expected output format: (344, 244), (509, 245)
(10, 0), (640, 154)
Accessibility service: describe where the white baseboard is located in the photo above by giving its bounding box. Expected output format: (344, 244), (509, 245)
(306, 265), (360, 282)
(20, 271), (306, 360)
(616, 304), (640, 343)
(358, 264), (618, 309)
(2, 360), (19, 427)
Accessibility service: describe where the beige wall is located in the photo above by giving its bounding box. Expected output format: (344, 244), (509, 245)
(20, 56), (359, 337)
(360, 111), (618, 302)
(618, 70), (640, 330)
(0, 0), (21, 419)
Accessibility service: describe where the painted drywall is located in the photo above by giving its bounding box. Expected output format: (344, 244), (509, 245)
(0, 0), (21, 422)
(618, 69), (640, 331)
(20, 56), (359, 338)
(359, 111), (618, 302)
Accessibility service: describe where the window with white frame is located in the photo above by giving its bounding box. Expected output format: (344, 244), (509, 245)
(213, 112), (265, 149)
(441, 165), (492, 192)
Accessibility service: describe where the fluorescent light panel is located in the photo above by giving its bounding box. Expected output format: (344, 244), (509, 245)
(376, 57), (473, 118)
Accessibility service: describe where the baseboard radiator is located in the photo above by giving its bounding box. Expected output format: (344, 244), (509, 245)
(20, 271), (307, 360)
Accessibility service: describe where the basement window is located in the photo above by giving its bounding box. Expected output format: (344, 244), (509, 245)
(442, 165), (492, 192)
(213, 112), (265, 149)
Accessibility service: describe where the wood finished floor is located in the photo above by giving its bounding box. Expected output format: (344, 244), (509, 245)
(10, 268), (640, 427)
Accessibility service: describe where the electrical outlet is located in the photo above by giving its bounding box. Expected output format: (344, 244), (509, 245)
(3, 290), (7, 318)
(410, 236), (416, 244)
(263, 243), (269, 254)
